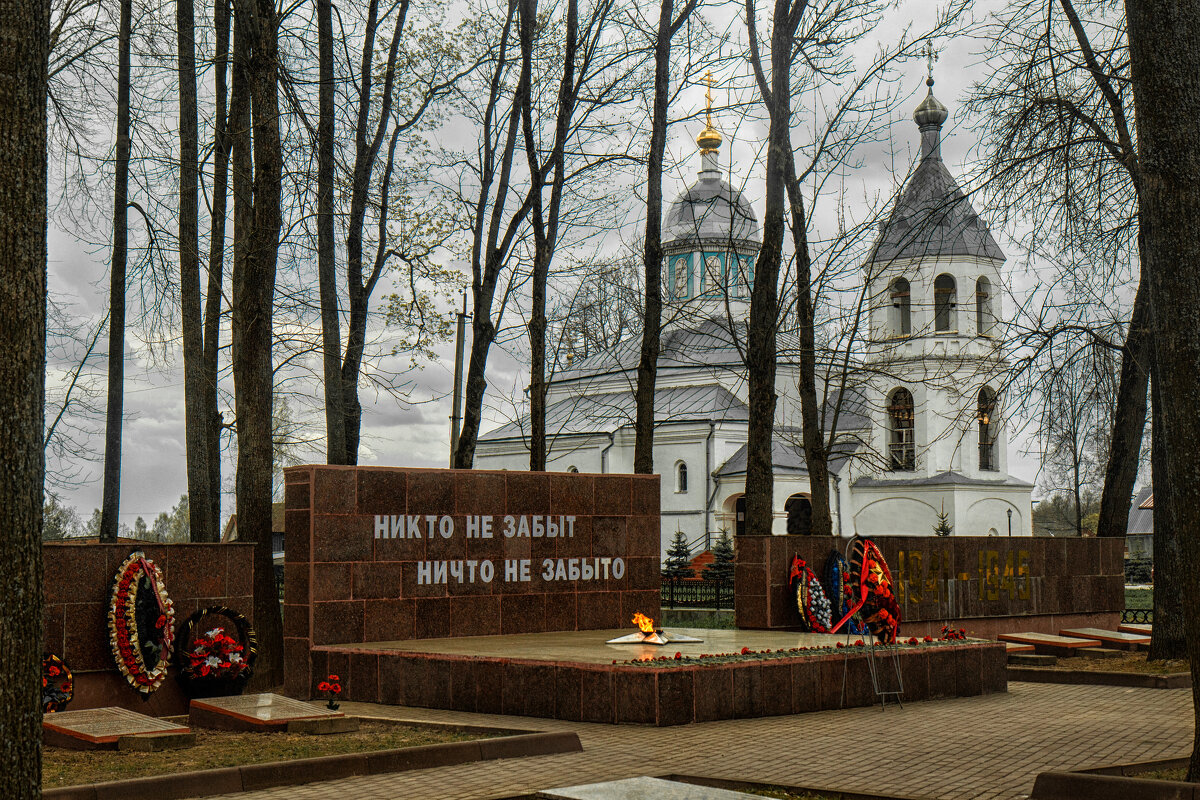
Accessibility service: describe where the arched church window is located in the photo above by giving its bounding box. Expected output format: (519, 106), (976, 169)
(890, 278), (911, 336)
(976, 277), (993, 335)
(676, 461), (688, 493)
(888, 388), (916, 471)
(673, 257), (689, 298)
(739, 256), (754, 297)
(703, 254), (723, 295)
(934, 274), (956, 332)
(978, 386), (998, 471)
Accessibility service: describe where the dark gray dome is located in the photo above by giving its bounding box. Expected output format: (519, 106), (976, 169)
(664, 172), (759, 245)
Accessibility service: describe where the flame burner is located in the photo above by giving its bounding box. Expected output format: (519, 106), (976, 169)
(605, 613), (703, 646)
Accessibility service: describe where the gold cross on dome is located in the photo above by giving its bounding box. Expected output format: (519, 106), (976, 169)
(704, 71), (714, 127)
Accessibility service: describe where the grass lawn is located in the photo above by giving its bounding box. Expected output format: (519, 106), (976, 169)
(1046, 651), (1188, 674)
(1138, 767), (1186, 781)
(43, 721), (482, 788)
(1125, 586), (1153, 610)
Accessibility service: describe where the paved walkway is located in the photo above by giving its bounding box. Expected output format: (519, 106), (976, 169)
(198, 682), (1193, 800)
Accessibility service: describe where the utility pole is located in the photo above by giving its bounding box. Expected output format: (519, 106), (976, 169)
(449, 290), (471, 467)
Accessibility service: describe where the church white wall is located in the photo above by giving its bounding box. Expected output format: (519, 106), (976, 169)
(850, 483), (1032, 537)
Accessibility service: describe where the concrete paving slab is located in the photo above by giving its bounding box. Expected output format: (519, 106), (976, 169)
(538, 776), (760, 799)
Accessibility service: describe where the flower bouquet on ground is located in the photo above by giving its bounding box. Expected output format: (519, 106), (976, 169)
(317, 675), (342, 710)
(175, 606), (257, 699)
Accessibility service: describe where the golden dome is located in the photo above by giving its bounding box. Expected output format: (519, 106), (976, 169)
(697, 124), (722, 154)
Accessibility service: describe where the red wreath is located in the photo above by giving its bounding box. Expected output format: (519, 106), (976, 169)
(831, 539), (901, 644)
(108, 551), (175, 695)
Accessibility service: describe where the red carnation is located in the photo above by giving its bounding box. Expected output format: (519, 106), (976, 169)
(923, 635), (933, 642)
(836, 641), (845, 648)
(318, 681), (331, 692)
(674, 652), (682, 660)
(740, 646), (750, 655)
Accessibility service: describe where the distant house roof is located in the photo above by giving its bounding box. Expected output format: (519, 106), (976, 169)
(222, 502), (286, 543)
(1127, 486), (1154, 535)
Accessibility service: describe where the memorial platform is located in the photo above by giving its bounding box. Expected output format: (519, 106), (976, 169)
(313, 628), (1007, 726)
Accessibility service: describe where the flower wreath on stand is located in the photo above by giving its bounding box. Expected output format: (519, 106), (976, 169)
(789, 555), (832, 633)
(175, 606), (257, 698)
(108, 551), (176, 695)
(42, 653), (74, 713)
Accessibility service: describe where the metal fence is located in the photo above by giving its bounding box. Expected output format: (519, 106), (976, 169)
(1121, 608), (1153, 624)
(660, 578), (732, 611)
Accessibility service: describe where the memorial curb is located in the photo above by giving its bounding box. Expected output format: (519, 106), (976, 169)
(1031, 756), (1194, 799)
(42, 730), (583, 800)
(1007, 667), (1192, 689)
(1031, 770), (1197, 800)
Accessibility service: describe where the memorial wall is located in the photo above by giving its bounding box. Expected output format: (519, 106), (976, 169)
(282, 466), (661, 697)
(43, 541), (256, 714)
(735, 534), (1125, 638)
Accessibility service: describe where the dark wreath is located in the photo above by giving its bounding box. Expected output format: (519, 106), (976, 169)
(174, 605), (258, 697)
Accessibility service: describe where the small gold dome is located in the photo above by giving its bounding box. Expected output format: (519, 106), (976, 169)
(697, 124), (722, 155)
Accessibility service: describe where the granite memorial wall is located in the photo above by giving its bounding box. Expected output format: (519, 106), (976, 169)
(735, 535), (1124, 638)
(282, 466), (662, 697)
(43, 541), (256, 714)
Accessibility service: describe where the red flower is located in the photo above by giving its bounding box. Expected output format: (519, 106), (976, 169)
(836, 642), (845, 648)
(318, 681), (331, 692)
(740, 646), (750, 655)
(155, 615), (167, 629)
(923, 635), (933, 642)
(328, 674), (340, 682)
(330, 683), (342, 694)
(674, 652), (682, 660)
(854, 640), (864, 646)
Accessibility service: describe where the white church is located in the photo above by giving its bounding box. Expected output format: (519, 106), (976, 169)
(475, 79), (1034, 558)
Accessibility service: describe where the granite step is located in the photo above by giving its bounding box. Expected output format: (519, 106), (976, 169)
(1077, 647), (1124, 660)
(1005, 642), (1036, 654)
(1008, 653), (1057, 667)
(998, 632), (1101, 658)
(1118, 622), (1152, 635)
(1060, 627), (1150, 650)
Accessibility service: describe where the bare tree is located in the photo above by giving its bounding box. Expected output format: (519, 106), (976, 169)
(0, 0), (49, 793)
(453, 0), (536, 468)
(633, 0), (699, 475)
(970, 0), (1182, 658)
(230, 0), (284, 686)
(1125, 1), (1200, 780)
(98, 0), (132, 542)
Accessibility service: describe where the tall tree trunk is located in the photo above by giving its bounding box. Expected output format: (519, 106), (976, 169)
(1149, 356), (1185, 660)
(100, 0), (133, 542)
(782, 176), (831, 536)
(316, 0), (346, 464)
(339, 0), (408, 465)
(203, 0), (232, 536)
(0, 0), (49, 790)
(1124, 0), (1200, 778)
(1096, 268), (1151, 538)
(633, 0), (675, 476)
(455, 307), (497, 468)
(454, 8), (527, 470)
(744, 0), (795, 536)
(231, 0), (283, 686)
(179, 0), (214, 541)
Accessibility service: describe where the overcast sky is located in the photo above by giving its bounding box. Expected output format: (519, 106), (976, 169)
(45, 0), (1080, 528)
